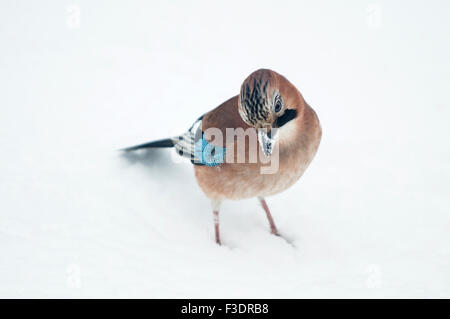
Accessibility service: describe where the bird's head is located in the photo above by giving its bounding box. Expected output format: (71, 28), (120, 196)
(238, 69), (303, 156)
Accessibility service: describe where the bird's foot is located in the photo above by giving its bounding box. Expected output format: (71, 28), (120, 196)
(271, 228), (280, 237)
(276, 232), (296, 247)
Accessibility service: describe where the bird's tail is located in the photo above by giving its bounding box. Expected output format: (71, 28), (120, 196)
(122, 115), (203, 160)
(121, 138), (175, 152)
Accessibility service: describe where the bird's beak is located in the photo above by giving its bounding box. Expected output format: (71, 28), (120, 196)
(258, 126), (278, 157)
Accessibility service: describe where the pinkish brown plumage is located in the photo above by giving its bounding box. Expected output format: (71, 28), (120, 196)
(124, 69), (321, 245)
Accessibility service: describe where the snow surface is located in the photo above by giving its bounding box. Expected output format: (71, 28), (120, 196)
(1, 0), (450, 298)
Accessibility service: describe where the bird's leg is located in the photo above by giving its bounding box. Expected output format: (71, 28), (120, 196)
(212, 200), (222, 245)
(213, 210), (221, 245)
(258, 197), (280, 236)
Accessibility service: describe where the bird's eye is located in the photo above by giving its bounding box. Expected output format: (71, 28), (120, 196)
(274, 99), (282, 113)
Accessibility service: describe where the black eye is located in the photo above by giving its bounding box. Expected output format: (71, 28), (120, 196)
(274, 100), (282, 113)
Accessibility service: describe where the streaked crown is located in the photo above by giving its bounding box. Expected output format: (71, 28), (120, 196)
(238, 69), (276, 127)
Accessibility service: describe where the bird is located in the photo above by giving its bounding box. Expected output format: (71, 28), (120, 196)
(123, 69), (322, 245)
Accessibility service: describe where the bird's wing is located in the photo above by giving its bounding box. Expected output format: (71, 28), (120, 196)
(172, 114), (204, 165)
(122, 95), (247, 165)
(200, 95), (249, 135)
(173, 95), (250, 166)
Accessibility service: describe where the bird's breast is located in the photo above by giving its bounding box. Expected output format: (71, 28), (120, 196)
(194, 104), (321, 200)
(194, 143), (313, 200)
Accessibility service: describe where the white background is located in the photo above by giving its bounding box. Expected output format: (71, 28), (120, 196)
(1, 0), (449, 297)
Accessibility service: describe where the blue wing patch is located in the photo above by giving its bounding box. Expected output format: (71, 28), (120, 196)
(194, 138), (226, 167)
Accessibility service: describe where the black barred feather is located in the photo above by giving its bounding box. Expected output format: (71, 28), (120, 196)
(121, 115), (204, 165)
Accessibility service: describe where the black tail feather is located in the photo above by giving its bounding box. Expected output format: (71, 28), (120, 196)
(121, 138), (174, 152)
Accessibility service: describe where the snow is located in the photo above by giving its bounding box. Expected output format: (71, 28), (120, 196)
(1, 0), (450, 298)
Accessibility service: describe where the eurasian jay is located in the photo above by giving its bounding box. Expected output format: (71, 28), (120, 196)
(124, 69), (322, 245)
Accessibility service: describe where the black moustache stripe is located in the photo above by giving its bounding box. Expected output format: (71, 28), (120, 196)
(277, 109), (298, 127)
